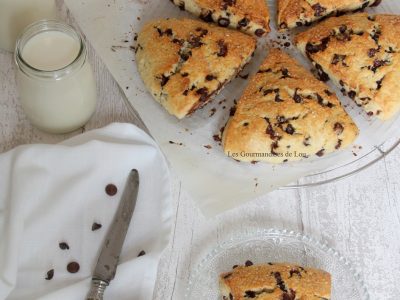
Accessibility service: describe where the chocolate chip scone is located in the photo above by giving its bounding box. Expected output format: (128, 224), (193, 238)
(170, 0), (270, 37)
(222, 48), (358, 164)
(295, 13), (400, 120)
(220, 262), (331, 300)
(136, 18), (256, 119)
(278, 0), (382, 30)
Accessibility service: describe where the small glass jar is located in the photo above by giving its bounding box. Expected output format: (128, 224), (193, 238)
(15, 20), (97, 134)
(0, 0), (58, 52)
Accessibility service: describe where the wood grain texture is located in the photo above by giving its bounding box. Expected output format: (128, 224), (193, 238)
(1, 2), (399, 300)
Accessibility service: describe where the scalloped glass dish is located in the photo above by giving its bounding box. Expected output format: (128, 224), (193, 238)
(186, 229), (369, 299)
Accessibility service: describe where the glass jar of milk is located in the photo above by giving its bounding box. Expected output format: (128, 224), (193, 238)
(15, 20), (97, 133)
(0, 0), (57, 52)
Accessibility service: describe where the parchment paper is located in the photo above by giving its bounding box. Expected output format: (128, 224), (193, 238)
(64, 0), (400, 216)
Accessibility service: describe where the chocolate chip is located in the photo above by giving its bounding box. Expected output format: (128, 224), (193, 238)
(324, 89), (333, 96)
(279, 22), (288, 30)
(229, 106), (236, 116)
(371, 0), (382, 6)
(293, 89), (302, 103)
(376, 77), (384, 89)
(316, 149), (325, 157)
(334, 122), (344, 134)
(181, 72), (189, 77)
(285, 124), (295, 135)
(370, 59), (387, 72)
(105, 184), (118, 196)
(335, 139), (342, 149)
(312, 3), (327, 17)
(232, 265), (238, 269)
(303, 137), (311, 146)
(188, 35), (203, 48)
(196, 87), (209, 102)
(245, 260), (253, 267)
(305, 37), (330, 54)
(172, 38), (183, 45)
(254, 29), (265, 37)
(245, 290), (256, 297)
(223, 272), (232, 279)
(160, 75), (170, 87)
(280, 68), (291, 79)
(284, 42), (291, 48)
(238, 18), (249, 28)
(138, 250), (146, 257)
(59, 242), (70, 250)
(178, 1), (185, 10)
(348, 90), (356, 99)
(200, 10), (213, 22)
(92, 222), (102, 231)
(315, 63), (330, 82)
(205, 74), (216, 81)
(45, 269), (54, 280)
(218, 17), (230, 27)
(289, 268), (302, 278)
(273, 272), (287, 292)
(368, 48), (378, 57)
(331, 54), (346, 65)
(67, 262), (80, 274)
(221, 0), (236, 9)
(217, 40), (228, 57)
(263, 89), (274, 96)
(367, 111), (374, 116)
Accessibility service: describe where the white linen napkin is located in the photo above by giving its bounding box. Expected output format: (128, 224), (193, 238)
(0, 123), (173, 300)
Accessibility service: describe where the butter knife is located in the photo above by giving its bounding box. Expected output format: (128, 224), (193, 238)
(86, 169), (140, 300)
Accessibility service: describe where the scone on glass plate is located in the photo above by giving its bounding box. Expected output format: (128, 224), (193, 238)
(136, 18), (256, 119)
(170, 0), (270, 37)
(295, 13), (400, 120)
(278, 0), (382, 30)
(222, 48), (359, 164)
(220, 262), (331, 300)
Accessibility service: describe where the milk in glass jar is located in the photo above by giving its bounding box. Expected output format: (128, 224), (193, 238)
(0, 0), (57, 52)
(15, 20), (97, 133)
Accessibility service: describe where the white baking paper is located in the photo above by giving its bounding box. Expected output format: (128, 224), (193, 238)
(64, 0), (400, 216)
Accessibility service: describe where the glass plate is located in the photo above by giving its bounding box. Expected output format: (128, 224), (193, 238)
(186, 229), (369, 299)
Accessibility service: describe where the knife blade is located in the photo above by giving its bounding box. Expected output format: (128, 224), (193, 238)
(87, 169), (140, 300)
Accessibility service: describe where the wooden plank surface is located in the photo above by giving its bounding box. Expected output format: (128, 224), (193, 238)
(1, 5), (400, 300)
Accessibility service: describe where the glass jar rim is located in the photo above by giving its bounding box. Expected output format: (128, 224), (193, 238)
(15, 20), (87, 80)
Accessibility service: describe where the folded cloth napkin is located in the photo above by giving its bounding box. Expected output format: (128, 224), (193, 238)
(0, 123), (172, 300)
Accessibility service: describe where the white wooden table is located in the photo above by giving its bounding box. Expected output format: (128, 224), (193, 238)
(1, 14), (400, 300)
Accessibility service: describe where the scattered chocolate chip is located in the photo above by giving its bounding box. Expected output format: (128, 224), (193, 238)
(59, 242), (70, 250)
(348, 90), (356, 99)
(138, 250), (146, 257)
(316, 149), (325, 157)
(285, 124), (295, 135)
(312, 3), (327, 17)
(213, 134), (222, 142)
(315, 63), (330, 82)
(92, 222), (102, 231)
(367, 111), (374, 116)
(245, 260), (253, 267)
(229, 106), (236, 116)
(178, 1), (185, 10)
(335, 139), (342, 149)
(331, 54), (347, 65)
(232, 265), (238, 269)
(45, 269), (54, 280)
(217, 40), (228, 57)
(205, 74), (216, 81)
(67, 262), (80, 274)
(200, 10), (213, 22)
(188, 34), (203, 48)
(196, 87), (209, 102)
(324, 89), (333, 96)
(305, 36), (330, 54)
(280, 68), (291, 79)
(293, 89), (303, 103)
(160, 75), (170, 87)
(289, 268), (302, 278)
(334, 122), (344, 135)
(181, 72), (189, 77)
(274, 272), (287, 292)
(284, 42), (291, 48)
(245, 290), (256, 297)
(239, 73), (249, 79)
(105, 184), (118, 196)
(376, 77), (384, 89)
(370, 59), (387, 72)
(238, 18), (249, 28)
(368, 48), (378, 57)
(204, 145), (212, 149)
(218, 17), (230, 27)
(254, 29), (265, 37)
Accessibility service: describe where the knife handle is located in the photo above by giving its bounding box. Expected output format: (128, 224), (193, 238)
(86, 279), (108, 300)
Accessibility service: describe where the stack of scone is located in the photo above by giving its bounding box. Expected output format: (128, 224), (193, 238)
(135, 0), (399, 164)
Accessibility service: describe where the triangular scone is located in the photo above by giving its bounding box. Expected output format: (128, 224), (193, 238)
(170, 0), (270, 37)
(136, 18), (256, 119)
(220, 263), (331, 300)
(295, 13), (400, 120)
(278, 0), (382, 30)
(222, 49), (358, 163)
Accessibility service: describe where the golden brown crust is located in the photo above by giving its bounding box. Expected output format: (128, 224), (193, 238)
(222, 48), (358, 164)
(171, 0), (270, 37)
(219, 263), (331, 300)
(278, 0), (382, 30)
(295, 13), (400, 120)
(136, 18), (256, 119)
